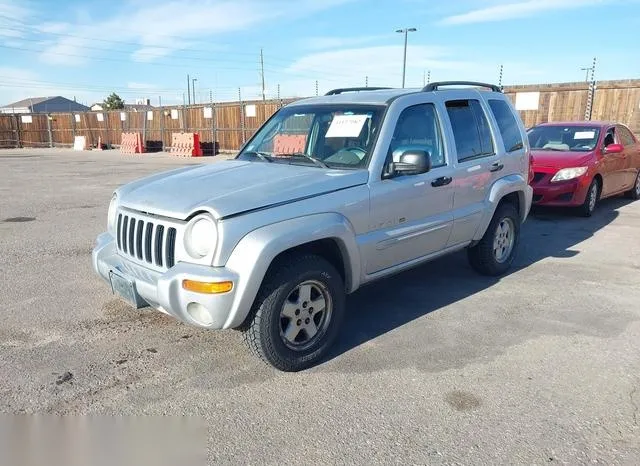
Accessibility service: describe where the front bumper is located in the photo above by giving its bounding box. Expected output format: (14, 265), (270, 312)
(92, 232), (239, 329)
(531, 176), (589, 207)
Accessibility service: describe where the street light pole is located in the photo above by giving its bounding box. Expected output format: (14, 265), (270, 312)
(396, 27), (416, 88)
(192, 78), (198, 105)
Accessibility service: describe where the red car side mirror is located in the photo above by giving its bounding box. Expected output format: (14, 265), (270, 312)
(604, 143), (624, 154)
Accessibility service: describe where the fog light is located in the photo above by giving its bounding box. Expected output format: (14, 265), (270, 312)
(186, 302), (213, 326)
(182, 280), (233, 294)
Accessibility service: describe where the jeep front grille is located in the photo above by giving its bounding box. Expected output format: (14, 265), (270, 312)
(116, 213), (176, 269)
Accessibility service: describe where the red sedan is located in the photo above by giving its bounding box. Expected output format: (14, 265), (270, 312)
(528, 121), (640, 216)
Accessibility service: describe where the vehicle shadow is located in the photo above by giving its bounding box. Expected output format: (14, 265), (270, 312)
(325, 196), (633, 366)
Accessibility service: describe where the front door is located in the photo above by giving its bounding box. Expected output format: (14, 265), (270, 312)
(600, 126), (626, 196)
(365, 103), (454, 275)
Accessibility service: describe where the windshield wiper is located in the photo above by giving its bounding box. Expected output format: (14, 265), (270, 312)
(281, 153), (329, 168)
(242, 151), (273, 162)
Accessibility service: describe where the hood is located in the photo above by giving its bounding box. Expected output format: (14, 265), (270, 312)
(116, 160), (369, 220)
(531, 149), (594, 169)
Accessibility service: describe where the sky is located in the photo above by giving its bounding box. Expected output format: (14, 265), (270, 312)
(1, 0), (639, 106)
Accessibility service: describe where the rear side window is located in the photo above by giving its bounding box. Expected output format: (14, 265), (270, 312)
(488, 99), (523, 152)
(618, 126), (636, 146)
(445, 99), (494, 161)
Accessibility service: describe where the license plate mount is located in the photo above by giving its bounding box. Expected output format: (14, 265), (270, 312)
(109, 270), (147, 309)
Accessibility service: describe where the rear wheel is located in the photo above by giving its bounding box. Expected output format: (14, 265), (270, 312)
(625, 170), (640, 200)
(579, 178), (599, 217)
(468, 202), (520, 276)
(241, 254), (345, 372)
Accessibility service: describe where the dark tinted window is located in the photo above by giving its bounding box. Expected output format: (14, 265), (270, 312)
(389, 104), (445, 167)
(618, 126), (636, 146)
(446, 99), (494, 161)
(488, 99), (523, 152)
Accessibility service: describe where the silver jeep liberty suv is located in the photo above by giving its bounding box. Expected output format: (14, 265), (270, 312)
(93, 81), (533, 371)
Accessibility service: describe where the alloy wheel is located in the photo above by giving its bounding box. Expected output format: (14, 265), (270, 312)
(279, 280), (333, 351)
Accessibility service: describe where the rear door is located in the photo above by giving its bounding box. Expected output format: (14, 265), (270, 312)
(617, 124), (640, 187)
(442, 95), (502, 247)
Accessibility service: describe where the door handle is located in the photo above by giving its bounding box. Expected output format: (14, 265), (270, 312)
(490, 162), (504, 172)
(431, 176), (452, 187)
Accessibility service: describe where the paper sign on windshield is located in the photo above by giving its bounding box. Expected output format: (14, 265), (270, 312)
(326, 114), (368, 138)
(574, 131), (595, 139)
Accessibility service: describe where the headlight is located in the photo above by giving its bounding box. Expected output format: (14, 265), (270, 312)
(184, 215), (217, 259)
(550, 167), (588, 182)
(107, 193), (118, 234)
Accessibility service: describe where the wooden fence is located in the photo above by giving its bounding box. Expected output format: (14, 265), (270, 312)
(1, 79), (639, 152)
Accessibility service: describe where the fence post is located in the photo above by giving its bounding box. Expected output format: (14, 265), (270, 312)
(71, 113), (76, 142)
(14, 114), (22, 148)
(46, 114), (53, 147)
(142, 109), (147, 148)
(239, 88), (246, 144)
(160, 107), (165, 152)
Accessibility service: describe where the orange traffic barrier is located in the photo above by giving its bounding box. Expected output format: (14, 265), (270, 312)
(170, 132), (203, 157)
(274, 134), (306, 154)
(120, 132), (144, 154)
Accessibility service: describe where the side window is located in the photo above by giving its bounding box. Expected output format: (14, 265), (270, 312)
(389, 103), (445, 168)
(445, 99), (494, 162)
(603, 127), (616, 148)
(618, 126), (636, 146)
(488, 99), (524, 152)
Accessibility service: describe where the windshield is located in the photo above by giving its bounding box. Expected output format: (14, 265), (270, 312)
(527, 125), (601, 152)
(237, 104), (385, 169)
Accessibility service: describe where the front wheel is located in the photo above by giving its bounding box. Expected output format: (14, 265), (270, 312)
(467, 202), (520, 276)
(579, 178), (599, 217)
(241, 254), (345, 372)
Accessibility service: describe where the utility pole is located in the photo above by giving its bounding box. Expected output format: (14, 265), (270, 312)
(365, 76), (369, 87)
(260, 48), (266, 102)
(427, 70), (431, 85)
(192, 77), (197, 105)
(584, 57), (597, 121)
(395, 28), (417, 88)
(498, 64), (504, 90)
(315, 80), (319, 96)
(187, 74), (191, 105)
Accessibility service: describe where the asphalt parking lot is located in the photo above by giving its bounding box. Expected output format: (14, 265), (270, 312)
(1, 148), (639, 464)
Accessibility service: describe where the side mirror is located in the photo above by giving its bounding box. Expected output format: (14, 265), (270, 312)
(603, 143), (623, 154)
(388, 149), (431, 177)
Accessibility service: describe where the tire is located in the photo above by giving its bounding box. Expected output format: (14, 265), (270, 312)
(625, 170), (640, 200)
(241, 254), (345, 372)
(579, 178), (600, 217)
(467, 202), (520, 276)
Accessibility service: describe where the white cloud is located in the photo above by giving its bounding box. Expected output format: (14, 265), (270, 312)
(303, 35), (389, 51)
(127, 82), (159, 90)
(34, 0), (357, 66)
(0, 1), (33, 37)
(440, 0), (610, 25)
(270, 45), (476, 97)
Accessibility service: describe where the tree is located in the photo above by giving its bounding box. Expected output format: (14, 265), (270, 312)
(103, 92), (125, 110)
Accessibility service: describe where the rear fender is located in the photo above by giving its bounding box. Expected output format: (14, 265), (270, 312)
(472, 174), (532, 242)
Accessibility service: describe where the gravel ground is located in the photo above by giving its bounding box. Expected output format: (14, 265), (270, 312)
(1, 148), (639, 465)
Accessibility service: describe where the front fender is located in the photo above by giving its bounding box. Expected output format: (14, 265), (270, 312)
(472, 174), (533, 242)
(221, 213), (360, 329)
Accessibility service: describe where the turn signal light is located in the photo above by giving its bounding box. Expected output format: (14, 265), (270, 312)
(182, 280), (233, 294)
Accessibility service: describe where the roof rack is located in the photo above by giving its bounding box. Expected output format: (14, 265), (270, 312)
(324, 87), (392, 96)
(422, 81), (502, 93)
